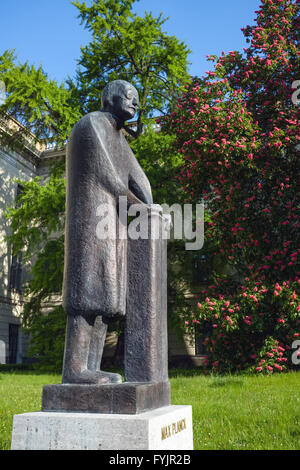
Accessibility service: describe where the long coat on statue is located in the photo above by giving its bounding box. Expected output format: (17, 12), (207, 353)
(62, 111), (153, 320)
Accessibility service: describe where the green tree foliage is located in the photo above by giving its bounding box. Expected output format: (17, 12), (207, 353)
(0, 50), (81, 148)
(5, 163), (66, 369)
(0, 49), (71, 366)
(69, 0), (191, 135)
(6, 164), (65, 261)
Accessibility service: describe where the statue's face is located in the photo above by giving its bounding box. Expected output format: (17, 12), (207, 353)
(112, 84), (139, 122)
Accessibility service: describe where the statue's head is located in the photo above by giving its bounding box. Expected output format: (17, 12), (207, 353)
(101, 80), (139, 123)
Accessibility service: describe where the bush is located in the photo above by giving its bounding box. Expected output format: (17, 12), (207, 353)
(191, 280), (299, 373)
(164, 0), (300, 373)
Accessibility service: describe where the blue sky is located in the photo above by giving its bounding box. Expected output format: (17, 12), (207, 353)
(0, 0), (261, 83)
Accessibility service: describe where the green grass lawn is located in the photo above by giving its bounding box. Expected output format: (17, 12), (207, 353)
(0, 370), (299, 450)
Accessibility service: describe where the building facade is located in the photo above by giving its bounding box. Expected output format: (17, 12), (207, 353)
(0, 114), (61, 364)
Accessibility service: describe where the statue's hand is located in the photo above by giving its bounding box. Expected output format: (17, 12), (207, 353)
(102, 312), (126, 325)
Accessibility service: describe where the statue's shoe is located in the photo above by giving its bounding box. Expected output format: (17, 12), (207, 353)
(62, 369), (110, 385)
(97, 370), (123, 384)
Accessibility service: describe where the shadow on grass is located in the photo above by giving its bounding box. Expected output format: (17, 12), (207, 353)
(168, 369), (246, 387)
(0, 366), (247, 386)
(208, 376), (245, 388)
(168, 368), (206, 378)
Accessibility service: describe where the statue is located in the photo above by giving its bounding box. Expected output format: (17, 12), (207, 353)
(12, 80), (192, 449)
(61, 80), (153, 384)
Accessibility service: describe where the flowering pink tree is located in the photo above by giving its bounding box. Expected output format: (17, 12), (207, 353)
(164, 0), (300, 373)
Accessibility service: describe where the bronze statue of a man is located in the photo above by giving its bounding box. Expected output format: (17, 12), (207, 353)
(62, 80), (153, 384)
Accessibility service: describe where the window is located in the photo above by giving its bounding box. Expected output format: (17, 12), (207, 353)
(15, 183), (24, 204)
(8, 323), (19, 364)
(193, 253), (210, 283)
(9, 254), (23, 293)
(195, 321), (213, 356)
(9, 184), (24, 293)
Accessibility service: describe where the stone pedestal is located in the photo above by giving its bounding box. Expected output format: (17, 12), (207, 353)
(42, 382), (170, 414)
(11, 405), (193, 450)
